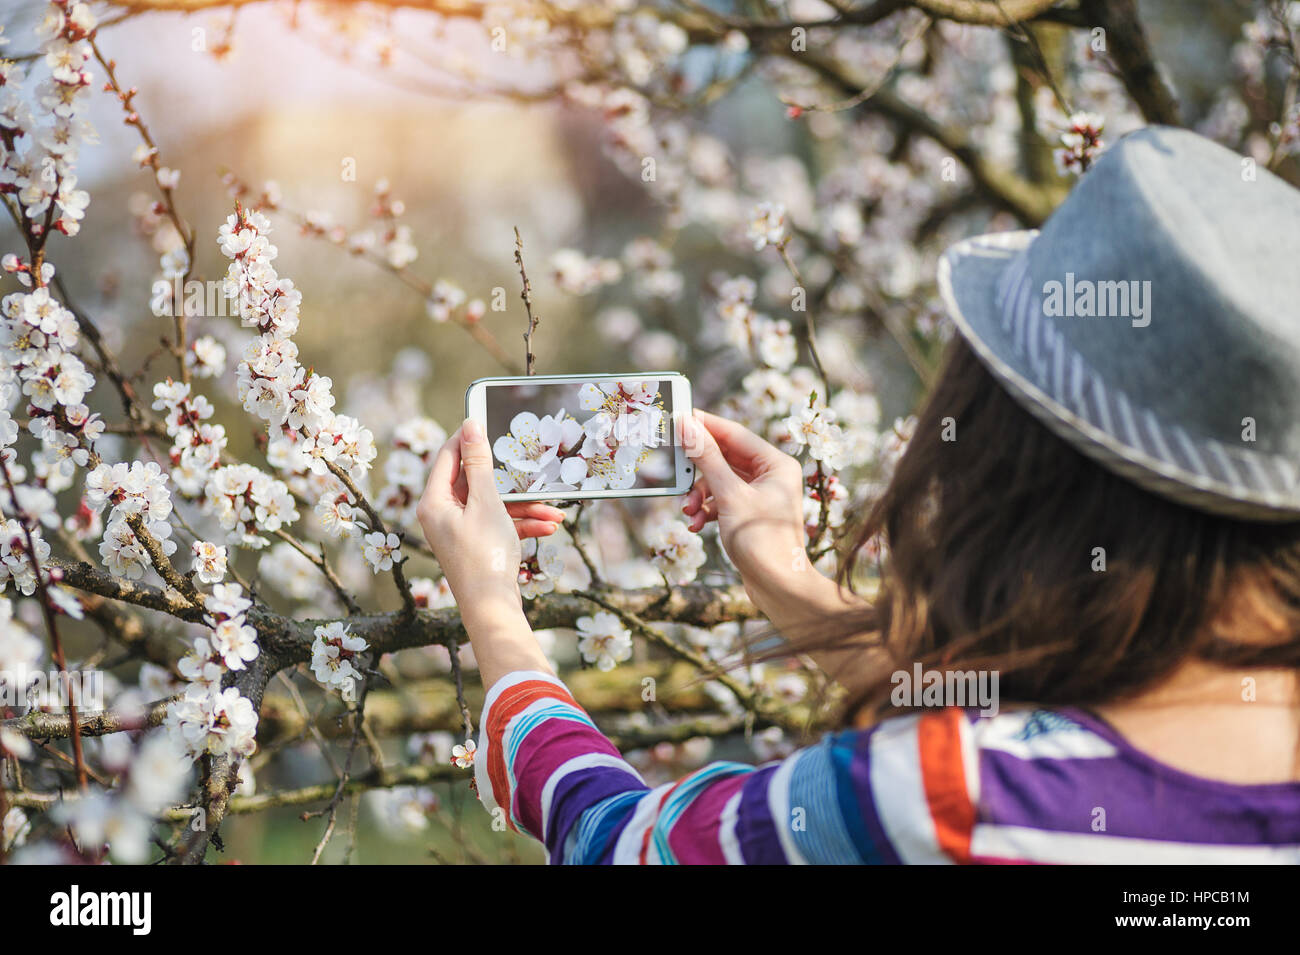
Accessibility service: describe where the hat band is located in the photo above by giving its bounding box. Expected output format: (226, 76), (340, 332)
(990, 244), (1300, 512)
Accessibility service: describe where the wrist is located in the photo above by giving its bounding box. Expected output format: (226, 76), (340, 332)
(459, 593), (527, 636)
(459, 600), (555, 690)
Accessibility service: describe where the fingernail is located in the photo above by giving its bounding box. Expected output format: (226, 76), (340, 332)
(463, 418), (482, 443)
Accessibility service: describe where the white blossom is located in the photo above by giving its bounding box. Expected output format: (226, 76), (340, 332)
(576, 611), (633, 671)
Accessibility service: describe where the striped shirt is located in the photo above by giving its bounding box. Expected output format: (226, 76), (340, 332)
(474, 670), (1300, 864)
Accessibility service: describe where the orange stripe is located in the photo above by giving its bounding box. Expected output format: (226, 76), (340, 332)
(917, 707), (976, 863)
(485, 680), (580, 831)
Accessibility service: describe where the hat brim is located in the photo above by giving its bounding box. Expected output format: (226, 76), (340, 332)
(938, 231), (1300, 522)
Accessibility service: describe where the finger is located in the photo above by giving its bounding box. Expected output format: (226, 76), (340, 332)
(694, 409), (787, 478)
(514, 519), (560, 539)
(507, 502), (567, 524)
(681, 475), (711, 516)
(459, 417), (503, 504)
(422, 426), (465, 509)
(680, 411), (743, 498)
(687, 496), (718, 532)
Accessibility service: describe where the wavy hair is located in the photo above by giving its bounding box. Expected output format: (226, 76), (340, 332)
(789, 339), (1300, 728)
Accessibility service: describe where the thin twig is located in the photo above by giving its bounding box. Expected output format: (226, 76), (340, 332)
(273, 528), (363, 615)
(775, 243), (832, 400)
(325, 461), (416, 617)
(514, 226), (540, 376)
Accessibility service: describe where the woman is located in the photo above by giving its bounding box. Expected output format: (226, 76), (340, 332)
(417, 127), (1300, 864)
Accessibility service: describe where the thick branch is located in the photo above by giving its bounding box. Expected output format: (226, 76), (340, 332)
(1, 697), (173, 740)
(1078, 0), (1181, 125)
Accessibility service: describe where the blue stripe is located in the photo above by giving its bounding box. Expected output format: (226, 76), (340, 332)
(829, 731), (881, 863)
(566, 789), (645, 865)
(788, 743), (861, 864)
(651, 761), (754, 864)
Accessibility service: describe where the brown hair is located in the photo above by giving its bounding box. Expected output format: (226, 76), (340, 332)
(799, 339), (1300, 728)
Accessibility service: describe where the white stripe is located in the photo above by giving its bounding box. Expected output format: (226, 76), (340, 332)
(956, 714), (981, 808)
(539, 753), (643, 843)
(1068, 351), (1086, 410)
(1207, 440), (1243, 490)
(1278, 457), (1300, 491)
(868, 714), (952, 864)
(1090, 378), (1115, 441)
(1114, 390), (1138, 449)
(971, 823), (1300, 865)
(974, 711), (1117, 760)
(767, 750), (809, 865)
(1051, 322), (1066, 397)
(611, 782), (674, 865)
(1025, 297), (1045, 381)
(1242, 451), (1280, 500)
(1143, 408), (1176, 465)
(1012, 268), (1032, 347)
(1173, 426), (1211, 482)
(718, 790), (745, 865)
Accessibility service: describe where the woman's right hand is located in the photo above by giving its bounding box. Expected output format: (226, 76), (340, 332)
(679, 410), (817, 612)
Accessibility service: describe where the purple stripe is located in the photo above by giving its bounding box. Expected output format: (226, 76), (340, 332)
(734, 764), (787, 864)
(668, 771), (750, 864)
(851, 727), (902, 864)
(545, 765), (648, 863)
(976, 712), (1300, 845)
(508, 713), (625, 839)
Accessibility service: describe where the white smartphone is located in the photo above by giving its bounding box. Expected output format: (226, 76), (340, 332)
(465, 372), (695, 502)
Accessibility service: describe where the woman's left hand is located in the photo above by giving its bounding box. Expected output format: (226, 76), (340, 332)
(417, 418), (565, 623)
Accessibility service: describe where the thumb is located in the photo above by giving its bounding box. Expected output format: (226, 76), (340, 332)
(681, 412), (742, 497)
(459, 418), (502, 503)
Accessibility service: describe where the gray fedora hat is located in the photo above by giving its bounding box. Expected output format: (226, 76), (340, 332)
(937, 125), (1300, 522)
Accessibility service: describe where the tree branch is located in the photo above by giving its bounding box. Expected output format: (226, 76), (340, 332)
(1078, 0), (1181, 125)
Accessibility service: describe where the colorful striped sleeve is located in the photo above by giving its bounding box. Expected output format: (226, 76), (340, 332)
(472, 670), (984, 864)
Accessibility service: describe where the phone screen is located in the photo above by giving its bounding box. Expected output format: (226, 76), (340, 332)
(484, 378), (676, 494)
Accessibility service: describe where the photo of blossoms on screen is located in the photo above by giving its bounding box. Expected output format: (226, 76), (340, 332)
(489, 379), (673, 493)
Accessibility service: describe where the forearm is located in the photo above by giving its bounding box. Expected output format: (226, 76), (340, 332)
(744, 557), (875, 689)
(745, 554), (866, 633)
(461, 601), (555, 691)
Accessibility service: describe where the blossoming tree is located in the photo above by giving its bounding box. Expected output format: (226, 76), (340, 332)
(1, 0), (1295, 863)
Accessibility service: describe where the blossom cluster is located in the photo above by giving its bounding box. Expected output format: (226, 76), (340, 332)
(310, 619), (369, 694)
(166, 583), (261, 759)
(714, 275), (799, 371)
(646, 518), (706, 586)
(217, 205), (405, 573)
(55, 730), (192, 864)
(1, 3), (96, 239)
(0, 2), (104, 498)
(151, 379), (227, 497)
(1053, 111), (1106, 176)
(84, 461), (176, 580)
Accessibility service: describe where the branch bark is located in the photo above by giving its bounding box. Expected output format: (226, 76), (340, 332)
(1078, 0), (1181, 126)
